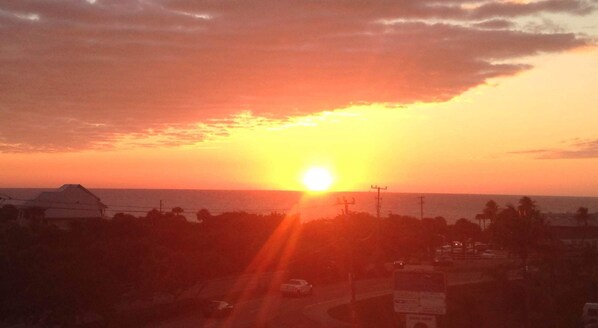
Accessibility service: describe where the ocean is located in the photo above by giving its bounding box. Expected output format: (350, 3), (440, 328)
(1, 188), (598, 224)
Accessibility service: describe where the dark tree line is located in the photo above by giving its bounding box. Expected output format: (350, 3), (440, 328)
(0, 208), (288, 325)
(0, 203), (483, 325)
(2, 196), (594, 326)
(475, 197), (598, 327)
(285, 212), (484, 282)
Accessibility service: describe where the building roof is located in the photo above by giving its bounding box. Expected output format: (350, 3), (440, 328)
(24, 184), (107, 219)
(545, 213), (598, 228)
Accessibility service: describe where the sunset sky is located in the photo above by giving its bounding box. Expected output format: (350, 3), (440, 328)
(1, 0), (598, 196)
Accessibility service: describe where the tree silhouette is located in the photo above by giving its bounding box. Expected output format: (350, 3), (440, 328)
(0, 205), (19, 222)
(421, 217), (447, 257)
(196, 208), (211, 223)
(172, 207), (184, 217)
(146, 208), (163, 223)
(475, 214), (485, 231)
(451, 218), (481, 253)
(517, 196), (535, 218)
(483, 200), (499, 227)
(23, 206), (46, 225)
(491, 198), (549, 263)
(167, 207), (186, 222)
(489, 197), (553, 327)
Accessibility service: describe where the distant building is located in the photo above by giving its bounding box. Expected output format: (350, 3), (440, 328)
(546, 213), (598, 249)
(18, 184), (108, 229)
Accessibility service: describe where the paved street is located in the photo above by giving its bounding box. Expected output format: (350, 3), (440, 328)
(152, 265), (494, 328)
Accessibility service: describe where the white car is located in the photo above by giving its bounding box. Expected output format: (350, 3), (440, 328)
(480, 250), (499, 258)
(280, 279), (313, 297)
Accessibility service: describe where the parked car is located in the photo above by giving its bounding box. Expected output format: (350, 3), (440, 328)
(202, 300), (234, 318)
(280, 279), (313, 296)
(433, 255), (454, 267)
(393, 260), (405, 269)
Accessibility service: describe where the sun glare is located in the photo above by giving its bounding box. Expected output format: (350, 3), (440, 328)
(302, 167), (333, 192)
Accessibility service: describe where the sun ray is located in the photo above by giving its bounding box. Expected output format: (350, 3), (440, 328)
(217, 205), (304, 327)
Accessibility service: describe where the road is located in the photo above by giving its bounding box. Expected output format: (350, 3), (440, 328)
(152, 267), (492, 328)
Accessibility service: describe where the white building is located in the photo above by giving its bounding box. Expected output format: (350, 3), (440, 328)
(19, 184), (108, 229)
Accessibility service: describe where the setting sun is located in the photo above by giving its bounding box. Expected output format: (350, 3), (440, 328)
(302, 167), (333, 192)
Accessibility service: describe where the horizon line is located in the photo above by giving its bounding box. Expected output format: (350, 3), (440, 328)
(1, 186), (598, 199)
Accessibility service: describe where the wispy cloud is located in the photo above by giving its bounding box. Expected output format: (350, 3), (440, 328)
(0, 0), (596, 152)
(510, 138), (598, 159)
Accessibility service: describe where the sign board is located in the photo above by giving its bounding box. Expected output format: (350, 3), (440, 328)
(394, 270), (446, 315)
(406, 314), (437, 328)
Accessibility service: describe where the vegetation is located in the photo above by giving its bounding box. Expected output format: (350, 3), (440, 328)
(1, 195), (596, 326)
(488, 197), (552, 262)
(0, 203), (477, 325)
(0, 208), (287, 325)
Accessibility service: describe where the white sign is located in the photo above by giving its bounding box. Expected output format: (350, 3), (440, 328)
(406, 314), (437, 328)
(394, 291), (420, 313)
(420, 291), (446, 315)
(394, 291), (446, 315)
(394, 271), (447, 315)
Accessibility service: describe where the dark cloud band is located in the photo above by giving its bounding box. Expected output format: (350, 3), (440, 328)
(0, 0), (595, 152)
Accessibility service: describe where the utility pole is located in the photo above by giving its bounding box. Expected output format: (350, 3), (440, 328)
(371, 185), (387, 274)
(371, 185), (387, 220)
(337, 197), (357, 326)
(159, 200), (163, 213)
(418, 196), (424, 220)
(338, 197), (355, 217)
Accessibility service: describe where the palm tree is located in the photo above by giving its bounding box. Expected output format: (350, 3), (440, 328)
(492, 198), (549, 270)
(477, 200), (499, 245)
(493, 198), (548, 328)
(477, 200), (499, 231)
(517, 196), (536, 218)
(483, 200), (499, 226)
